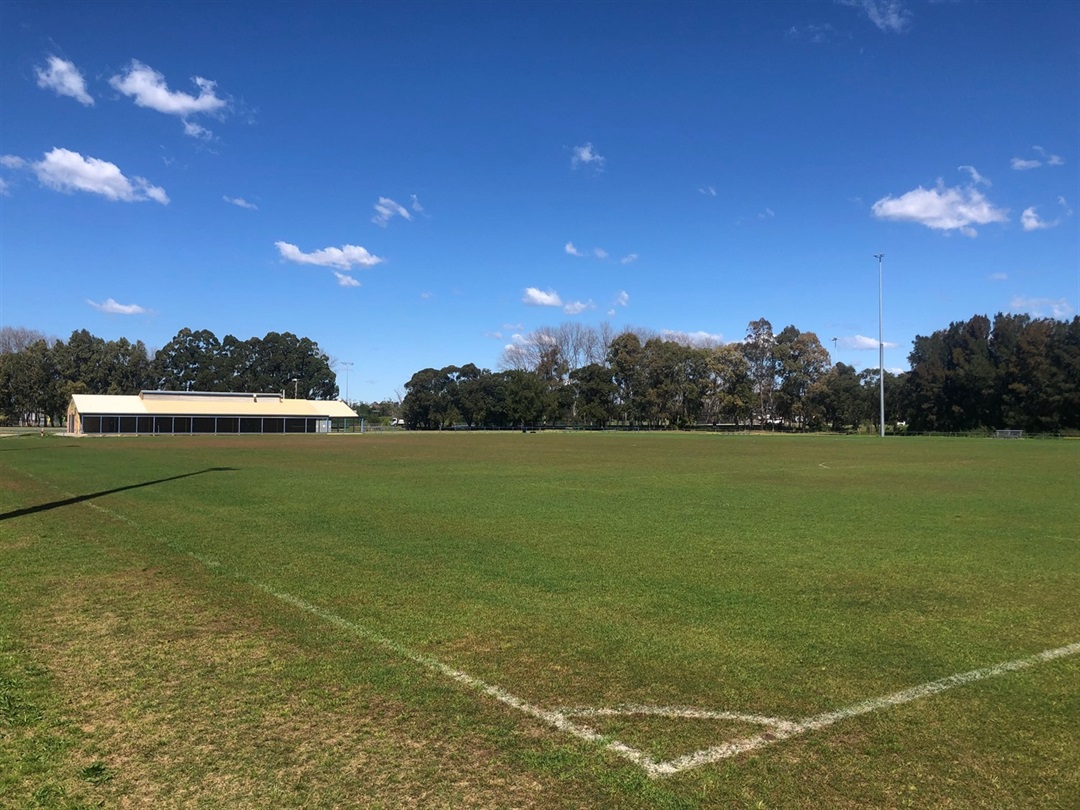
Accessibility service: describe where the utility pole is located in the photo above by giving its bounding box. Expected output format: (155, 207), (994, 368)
(874, 253), (885, 438)
(341, 361), (353, 404)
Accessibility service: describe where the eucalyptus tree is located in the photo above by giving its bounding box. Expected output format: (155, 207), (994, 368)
(53, 329), (110, 393)
(772, 326), (830, 428)
(807, 363), (867, 431)
(99, 338), (153, 395)
(606, 332), (645, 425)
(2, 340), (63, 425)
(570, 363), (617, 427)
(401, 367), (450, 429)
(742, 318), (776, 426)
(701, 344), (754, 425)
(151, 328), (224, 391)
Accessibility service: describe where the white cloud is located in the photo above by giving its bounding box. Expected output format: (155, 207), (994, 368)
(570, 142), (605, 171)
(871, 181), (1007, 237)
(957, 165), (990, 186)
(759, 207), (775, 219)
(35, 55), (94, 106)
(0, 155), (26, 169)
(183, 120), (214, 140)
(614, 290), (630, 307)
(563, 300), (594, 315)
(87, 298), (146, 315)
(522, 287), (562, 307)
(333, 271), (361, 287)
(31, 148), (168, 204)
(593, 247), (608, 259)
(1011, 157), (1041, 171)
(620, 253), (639, 264)
(987, 272), (1008, 282)
(410, 194), (424, 213)
(785, 23), (837, 44)
(839, 335), (898, 350)
(1010, 296), (1074, 320)
(698, 185), (717, 196)
(564, 241), (584, 257)
(839, 0), (912, 33)
(274, 241), (384, 270)
(372, 196), (412, 227)
(1034, 145), (1064, 166)
(223, 195), (257, 210)
(1020, 206), (1059, 231)
(0, 178), (8, 196)
(109, 60), (227, 117)
(662, 329), (724, 347)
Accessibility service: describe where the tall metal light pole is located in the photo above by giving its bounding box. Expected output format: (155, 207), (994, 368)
(874, 253), (885, 438)
(341, 361), (353, 403)
(292, 377), (299, 399)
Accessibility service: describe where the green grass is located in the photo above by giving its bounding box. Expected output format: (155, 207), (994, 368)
(1, 432), (1078, 807)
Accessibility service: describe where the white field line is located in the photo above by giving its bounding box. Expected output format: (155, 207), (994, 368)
(654, 640), (1080, 777)
(559, 705), (801, 733)
(259, 587), (660, 769)
(11, 464), (1080, 778)
(10, 468), (652, 764)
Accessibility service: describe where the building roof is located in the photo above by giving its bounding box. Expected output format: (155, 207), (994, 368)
(70, 391), (357, 418)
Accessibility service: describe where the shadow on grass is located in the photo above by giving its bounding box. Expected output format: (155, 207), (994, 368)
(1, 467), (239, 521)
(0, 444), (83, 452)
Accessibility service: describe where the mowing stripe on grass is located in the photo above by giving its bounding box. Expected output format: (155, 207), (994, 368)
(9, 463), (1080, 779)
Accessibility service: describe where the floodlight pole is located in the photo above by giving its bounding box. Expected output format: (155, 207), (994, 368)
(341, 361), (353, 404)
(292, 377), (299, 399)
(875, 253), (885, 438)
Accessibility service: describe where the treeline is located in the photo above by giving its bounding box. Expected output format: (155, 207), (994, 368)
(404, 319), (858, 430)
(903, 313), (1080, 433)
(402, 314), (1080, 433)
(0, 326), (337, 426)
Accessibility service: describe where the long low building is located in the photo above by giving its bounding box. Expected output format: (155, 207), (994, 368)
(67, 390), (358, 435)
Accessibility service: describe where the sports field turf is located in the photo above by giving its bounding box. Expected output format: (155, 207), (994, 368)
(2, 432), (1078, 807)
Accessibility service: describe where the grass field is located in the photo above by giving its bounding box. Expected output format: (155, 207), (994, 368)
(2, 432), (1078, 808)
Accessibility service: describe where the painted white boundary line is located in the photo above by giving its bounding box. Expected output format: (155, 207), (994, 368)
(653, 640), (1080, 776)
(12, 465), (1080, 779)
(264, 586), (1080, 778)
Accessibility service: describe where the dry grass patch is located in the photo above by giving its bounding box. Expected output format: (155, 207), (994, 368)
(19, 565), (579, 808)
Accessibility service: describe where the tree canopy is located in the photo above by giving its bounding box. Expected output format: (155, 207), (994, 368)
(400, 314), (1080, 433)
(5, 312), (1078, 432)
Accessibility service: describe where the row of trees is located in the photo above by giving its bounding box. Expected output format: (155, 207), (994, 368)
(0, 326), (337, 426)
(404, 320), (886, 430)
(402, 314), (1080, 433)
(903, 313), (1080, 433)
(6, 312), (1077, 433)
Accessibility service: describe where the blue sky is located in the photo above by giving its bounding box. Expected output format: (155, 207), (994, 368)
(2, 0), (1076, 403)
